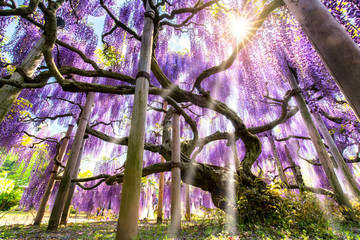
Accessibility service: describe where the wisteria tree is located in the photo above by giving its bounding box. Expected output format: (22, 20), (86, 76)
(1, 0), (360, 239)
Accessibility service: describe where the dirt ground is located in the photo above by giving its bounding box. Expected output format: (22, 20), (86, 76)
(0, 211), (104, 226)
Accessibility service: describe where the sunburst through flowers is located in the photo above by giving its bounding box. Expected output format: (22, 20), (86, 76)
(225, 14), (253, 44)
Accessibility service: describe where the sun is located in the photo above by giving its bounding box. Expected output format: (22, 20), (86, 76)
(229, 15), (251, 41)
(223, 13), (253, 44)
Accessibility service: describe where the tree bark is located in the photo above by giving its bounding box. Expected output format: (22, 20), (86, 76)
(0, 35), (45, 122)
(312, 112), (360, 199)
(268, 134), (288, 186)
(47, 92), (95, 231)
(283, 0), (360, 120)
(287, 70), (357, 221)
(60, 134), (88, 225)
(171, 113), (181, 233)
(115, 1), (154, 239)
(33, 124), (74, 226)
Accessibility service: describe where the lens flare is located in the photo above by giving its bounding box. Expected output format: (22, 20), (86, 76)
(229, 15), (251, 41)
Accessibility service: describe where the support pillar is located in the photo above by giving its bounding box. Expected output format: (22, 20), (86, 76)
(283, 0), (360, 120)
(284, 144), (305, 192)
(33, 124), (74, 226)
(185, 184), (191, 221)
(0, 35), (45, 122)
(287, 70), (357, 220)
(47, 92), (95, 230)
(60, 134), (88, 225)
(157, 155), (165, 223)
(116, 1), (154, 239)
(170, 113), (181, 233)
(0, 19), (65, 122)
(157, 101), (167, 223)
(312, 112), (360, 199)
(268, 133), (288, 186)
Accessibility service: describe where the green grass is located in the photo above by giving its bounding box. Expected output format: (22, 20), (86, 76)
(0, 219), (360, 239)
(2, 192), (360, 239)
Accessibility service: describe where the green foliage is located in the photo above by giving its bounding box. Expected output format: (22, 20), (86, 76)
(78, 170), (93, 178)
(141, 176), (157, 188)
(95, 44), (125, 68)
(5, 97), (32, 122)
(2, 150), (41, 187)
(0, 178), (22, 211)
(233, 182), (356, 239)
(0, 151), (18, 177)
(0, 181), (359, 239)
(69, 205), (77, 214)
(198, 205), (226, 225)
(233, 179), (284, 223)
(0, 147), (49, 210)
(0, 211), (360, 239)
(262, 192), (336, 238)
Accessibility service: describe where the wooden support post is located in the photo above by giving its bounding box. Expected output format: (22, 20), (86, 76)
(157, 102), (167, 223)
(157, 155), (165, 223)
(0, 20), (64, 122)
(33, 124), (74, 226)
(283, 0), (360, 120)
(287, 71), (357, 221)
(47, 92), (95, 230)
(284, 145), (305, 192)
(185, 184), (191, 221)
(116, 1), (154, 239)
(312, 112), (360, 199)
(60, 134), (88, 225)
(171, 112), (181, 233)
(0, 35), (45, 122)
(268, 134), (288, 186)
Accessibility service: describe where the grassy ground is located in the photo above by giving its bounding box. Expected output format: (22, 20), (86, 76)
(2, 192), (360, 240)
(1, 218), (360, 239)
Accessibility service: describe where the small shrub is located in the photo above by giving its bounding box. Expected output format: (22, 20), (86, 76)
(199, 205), (226, 225)
(69, 205), (77, 214)
(234, 183), (344, 238)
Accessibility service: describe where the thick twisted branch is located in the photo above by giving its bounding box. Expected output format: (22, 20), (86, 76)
(55, 39), (100, 71)
(76, 179), (107, 190)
